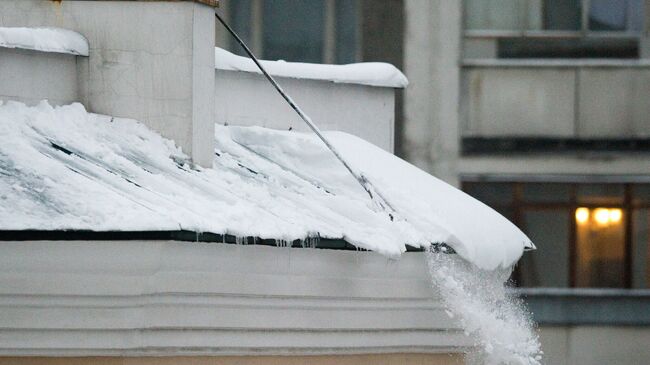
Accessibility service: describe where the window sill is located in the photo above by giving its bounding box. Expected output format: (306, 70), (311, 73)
(514, 287), (650, 326)
(464, 30), (640, 39)
(462, 58), (650, 68)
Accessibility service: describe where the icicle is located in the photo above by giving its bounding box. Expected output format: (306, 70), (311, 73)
(303, 235), (320, 249)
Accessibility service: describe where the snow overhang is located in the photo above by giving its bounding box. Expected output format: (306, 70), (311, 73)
(0, 27), (89, 56)
(215, 47), (409, 88)
(0, 101), (532, 270)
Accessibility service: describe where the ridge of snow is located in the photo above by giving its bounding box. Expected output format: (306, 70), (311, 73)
(0, 27), (89, 56)
(215, 47), (408, 88)
(0, 101), (530, 270)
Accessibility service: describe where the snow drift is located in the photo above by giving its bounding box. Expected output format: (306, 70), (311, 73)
(0, 101), (531, 269)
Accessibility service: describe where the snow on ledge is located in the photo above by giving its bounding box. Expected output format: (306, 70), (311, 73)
(0, 27), (89, 56)
(215, 47), (408, 88)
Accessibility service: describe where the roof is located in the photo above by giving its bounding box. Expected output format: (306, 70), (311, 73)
(0, 101), (531, 270)
(0, 27), (89, 56)
(215, 47), (409, 88)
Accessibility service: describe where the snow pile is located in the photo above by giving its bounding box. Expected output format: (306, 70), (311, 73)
(215, 47), (408, 88)
(0, 27), (89, 56)
(0, 101), (531, 269)
(427, 251), (543, 365)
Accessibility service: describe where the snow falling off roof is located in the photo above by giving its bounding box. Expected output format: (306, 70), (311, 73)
(215, 47), (409, 88)
(0, 101), (530, 270)
(0, 27), (89, 56)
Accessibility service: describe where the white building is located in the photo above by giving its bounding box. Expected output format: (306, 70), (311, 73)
(216, 1), (650, 364)
(0, 1), (534, 364)
(211, 0), (650, 364)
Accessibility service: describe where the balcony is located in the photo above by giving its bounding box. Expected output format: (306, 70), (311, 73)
(461, 59), (650, 143)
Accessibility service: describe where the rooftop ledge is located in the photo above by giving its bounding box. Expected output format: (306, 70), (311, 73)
(215, 47), (409, 88)
(102, 0), (219, 6)
(0, 27), (89, 56)
(189, 0), (219, 6)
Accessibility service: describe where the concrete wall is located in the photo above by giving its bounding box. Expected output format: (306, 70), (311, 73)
(579, 68), (650, 138)
(0, 0), (216, 167)
(539, 326), (650, 365)
(461, 61), (650, 139)
(402, 0), (462, 186)
(0, 241), (471, 357)
(0, 48), (79, 107)
(459, 154), (650, 179)
(462, 67), (575, 137)
(215, 70), (397, 152)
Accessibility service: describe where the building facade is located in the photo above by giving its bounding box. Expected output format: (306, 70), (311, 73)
(0, 1), (468, 365)
(218, 1), (650, 364)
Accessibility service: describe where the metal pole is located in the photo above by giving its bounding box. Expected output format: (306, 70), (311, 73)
(215, 11), (396, 217)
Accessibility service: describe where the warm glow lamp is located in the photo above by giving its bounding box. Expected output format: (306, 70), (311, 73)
(609, 208), (622, 223)
(594, 208), (610, 225)
(575, 207), (589, 224)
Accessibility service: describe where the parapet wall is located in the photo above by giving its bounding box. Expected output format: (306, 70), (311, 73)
(214, 47), (407, 153)
(0, 48), (78, 107)
(215, 70), (397, 153)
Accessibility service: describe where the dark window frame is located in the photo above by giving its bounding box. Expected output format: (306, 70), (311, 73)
(462, 181), (650, 288)
(227, 0), (361, 64)
(463, 0), (645, 59)
(464, 0), (644, 35)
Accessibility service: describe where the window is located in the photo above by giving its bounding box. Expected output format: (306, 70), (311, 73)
(227, 0), (360, 64)
(463, 0), (645, 58)
(463, 181), (650, 288)
(465, 0), (643, 33)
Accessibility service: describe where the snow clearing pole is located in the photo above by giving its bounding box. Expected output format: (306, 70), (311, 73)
(215, 11), (396, 218)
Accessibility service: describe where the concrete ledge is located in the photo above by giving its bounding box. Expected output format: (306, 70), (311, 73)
(463, 58), (650, 68)
(0, 354), (464, 365)
(0, 241), (469, 356)
(517, 288), (650, 326)
(90, 1), (219, 8)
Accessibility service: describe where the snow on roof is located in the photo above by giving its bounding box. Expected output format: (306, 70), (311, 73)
(215, 47), (409, 88)
(0, 27), (89, 56)
(0, 101), (530, 270)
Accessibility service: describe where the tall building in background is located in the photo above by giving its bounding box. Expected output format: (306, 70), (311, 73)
(219, 1), (650, 364)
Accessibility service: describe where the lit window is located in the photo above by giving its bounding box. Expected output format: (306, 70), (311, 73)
(463, 182), (650, 289)
(575, 207), (626, 287)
